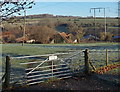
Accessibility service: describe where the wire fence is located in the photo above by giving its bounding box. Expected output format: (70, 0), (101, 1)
(1, 49), (120, 88)
(89, 49), (120, 69)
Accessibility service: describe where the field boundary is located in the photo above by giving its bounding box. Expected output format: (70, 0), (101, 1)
(1, 49), (120, 89)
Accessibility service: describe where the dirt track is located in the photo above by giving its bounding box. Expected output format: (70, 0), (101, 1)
(3, 74), (120, 92)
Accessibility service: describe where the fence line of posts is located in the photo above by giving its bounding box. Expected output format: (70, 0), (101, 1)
(2, 49), (112, 88)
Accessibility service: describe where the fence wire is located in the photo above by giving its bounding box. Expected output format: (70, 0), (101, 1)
(60, 51), (84, 73)
(3, 49), (120, 87)
(89, 49), (120, 69)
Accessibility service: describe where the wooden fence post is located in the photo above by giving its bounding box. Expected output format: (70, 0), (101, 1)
(106, 49), (108, 66)
(89, 61), (96, 71)
(4, 56), (11, 88)
(84, 49), (90, 74)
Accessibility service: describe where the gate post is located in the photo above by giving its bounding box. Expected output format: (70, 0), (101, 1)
(4, 56), (11, 88)
(83, 49), (90, 74)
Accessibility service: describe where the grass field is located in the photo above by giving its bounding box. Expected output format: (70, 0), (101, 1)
(1, 43), (119, 89)
(25, 17), (118, 24)
(5, 17), (118, 27)
(1, 42), (119, 67)
(1, 42), (119, 57)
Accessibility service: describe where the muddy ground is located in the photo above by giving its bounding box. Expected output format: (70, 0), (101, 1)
(2, 73), (120, 92)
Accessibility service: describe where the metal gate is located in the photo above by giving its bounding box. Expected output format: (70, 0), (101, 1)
(2, 49), (119, 88)
(9, 51), (84, 86)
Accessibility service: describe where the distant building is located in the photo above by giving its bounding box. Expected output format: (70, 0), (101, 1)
(82, 35), (99, 41)
(16, 37), (28, 43)
(73, 39), (77, 43)
(112, 35), (120, 42)
(50, 32), (73, 43)
(26, 39), (35, 43)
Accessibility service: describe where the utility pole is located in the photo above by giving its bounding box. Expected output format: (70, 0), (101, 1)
(90, 8), (107, 38)
(22, 9), (26, 46)
(103, 8), (107, 36)
(90, 8), (97, 38)
(22, 6), (33, 46)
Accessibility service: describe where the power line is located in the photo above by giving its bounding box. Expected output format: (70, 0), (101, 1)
(90, 7), (107, 38)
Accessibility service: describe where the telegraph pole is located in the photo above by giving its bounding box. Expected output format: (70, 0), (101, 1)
(90, 8), (107, 38)
(104, 8), (107, 36)
(22, 5), (33, 46)
(22, 9), (26, 46)
(90, 8), (97, 37)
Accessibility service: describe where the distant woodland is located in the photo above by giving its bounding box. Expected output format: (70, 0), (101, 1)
(1, 14), (119, 43)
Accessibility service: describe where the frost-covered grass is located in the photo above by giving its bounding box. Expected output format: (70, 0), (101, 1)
(2, 44), (69, 56)
(1, 43), (119, 66)
(1, 43), (119, 87)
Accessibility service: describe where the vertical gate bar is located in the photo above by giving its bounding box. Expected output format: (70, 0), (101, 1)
(52, 60), (53, 81)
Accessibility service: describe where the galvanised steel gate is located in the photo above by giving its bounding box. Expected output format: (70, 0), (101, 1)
(9, 51), (84, 86)
(2, 49), (119, 88)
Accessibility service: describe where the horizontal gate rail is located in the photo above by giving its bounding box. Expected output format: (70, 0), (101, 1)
(26, 61), (46, 76)
(27, 80), (45, 85)
(27, 70), (71, 78)
(26, 58), (61, 75)
(11, 53), (71, 59)
(26, 64), (67, 70)
(27, 73), (71, 82)
(20, 60), (47, 65)
(26, 67), (70, 75)
(20, 59), (61, 65)
(6, 50), (86, 87)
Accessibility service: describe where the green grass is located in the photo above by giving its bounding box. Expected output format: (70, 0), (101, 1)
(1, 43), (119, 67)
(28, 42), (119, 46)
(7, 17), (118, 26)
(1, 43), (119, 86)
(1, 43), (69, 67)
(2, 42), (119, 57)
(25, 18), (118, 23)
(2, 44), (69, 56)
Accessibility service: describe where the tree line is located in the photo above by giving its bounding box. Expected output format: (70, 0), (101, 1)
(1, 18), (119, 43)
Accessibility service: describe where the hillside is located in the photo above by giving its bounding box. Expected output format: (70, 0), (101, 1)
(1, 14), (119, 43)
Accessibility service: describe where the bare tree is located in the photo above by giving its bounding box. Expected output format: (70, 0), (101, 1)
(99, 32), (113, 41)
(0, 0), (35, 21)
(27, 25), (56, 44)
(67, 23), (84, 43)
